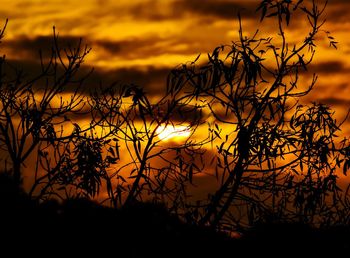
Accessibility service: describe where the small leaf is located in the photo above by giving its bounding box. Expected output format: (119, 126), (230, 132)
(286, 9), (290, 25)
(192, 53), (201, 64)
(109, 146), (115, 157)
(266, 12), (278, 18)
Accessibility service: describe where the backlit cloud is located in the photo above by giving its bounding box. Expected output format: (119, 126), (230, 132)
(174, 0), (259, 19)
(0, 0), (349, 113)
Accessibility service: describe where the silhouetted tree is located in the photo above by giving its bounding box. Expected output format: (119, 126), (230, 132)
(0, 21), (109, 198)
(90, 81), (207, 209)
(167, 0), (350, 229)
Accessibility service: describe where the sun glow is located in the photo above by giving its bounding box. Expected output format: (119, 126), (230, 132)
(156, 124), (191, 141)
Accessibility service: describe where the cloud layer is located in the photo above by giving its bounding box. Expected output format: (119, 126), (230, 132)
(0, 0), (349, 113)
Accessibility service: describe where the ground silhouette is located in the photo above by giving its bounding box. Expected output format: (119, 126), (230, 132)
(1, 173), (349, 257)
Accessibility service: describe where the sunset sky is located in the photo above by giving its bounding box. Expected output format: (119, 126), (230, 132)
(1, 0), (350, 114)
(1, 0), (350, 204)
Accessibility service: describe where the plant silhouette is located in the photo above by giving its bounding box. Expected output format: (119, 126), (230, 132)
(89, 79), (207, 208)
(167, 0), (350, 230)
(0, 1), (350, 252)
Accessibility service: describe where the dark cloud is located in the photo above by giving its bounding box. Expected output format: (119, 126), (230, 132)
(95, 40), (122, 55)
(172, 0), (350, 26)
(95, 37), (174, 57)
(308, 61), (347, 74)
(334, 83), (350, 91)
(175, 0), (259, 19)
(326, 9), (350, 23)
(126, 0), (258, 21)
(327, 0), (350, 5)
(1, 32), (178, 96)
(322, 0), (350, 23)
(173, 0), (348, 30)
(3, 35), (87, 59)
(4, 58), (95, 93)
(4, 34), (198, 64)
(318, 97), (350, 107)
(130, 1), (175, 21)
(4, 55), (206, 123)
(4, 58), (206, 127)
(90, 66), (170, 95)
(83, 1), (178, 22)
(95, 37), (200, 58)
(4, 58), (170, 96)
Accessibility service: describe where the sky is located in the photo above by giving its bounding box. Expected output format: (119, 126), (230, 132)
(1, 0), (350, 111)
(1, 0), (350, 193)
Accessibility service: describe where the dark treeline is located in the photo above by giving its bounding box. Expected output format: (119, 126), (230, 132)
(1, 172), (349, 256)
(1, 0), (350, 254)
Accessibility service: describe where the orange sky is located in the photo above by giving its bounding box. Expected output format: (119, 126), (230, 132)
(1, 0), (349, 110)
(1, 0), (349, 150)
(1, 0), (350, 199)
(1, 0), (349, 100)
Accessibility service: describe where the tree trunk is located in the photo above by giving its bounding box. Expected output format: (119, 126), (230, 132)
(124, 160), (147, 207)
(12, 161), (22, 190)
(199, 157), (244, 226)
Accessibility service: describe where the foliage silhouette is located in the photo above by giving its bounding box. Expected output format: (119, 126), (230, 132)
(0, 0), (350, 238)
(0, 21), (106, 198)
(89, 80), (207, 208)
(167, 0), (350, 230)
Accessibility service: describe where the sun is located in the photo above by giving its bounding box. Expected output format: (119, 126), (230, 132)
(156, 124), (191, 141)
